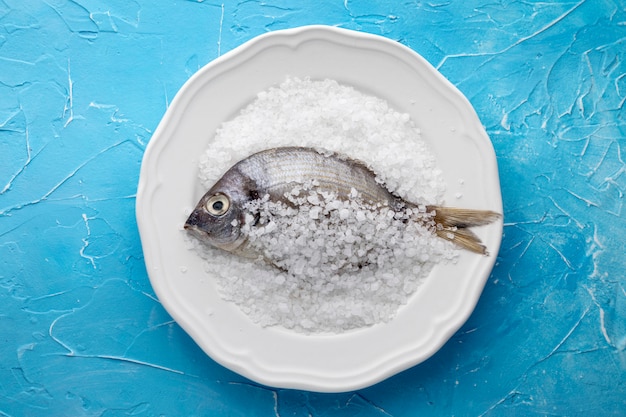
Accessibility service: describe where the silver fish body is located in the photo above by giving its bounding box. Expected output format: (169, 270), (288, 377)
(184, 147), (500, 257)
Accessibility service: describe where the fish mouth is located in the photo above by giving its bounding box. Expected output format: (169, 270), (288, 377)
(183, 222), (204, 234)
(183, 220), (197, 231)
(183, 222), (207, 238)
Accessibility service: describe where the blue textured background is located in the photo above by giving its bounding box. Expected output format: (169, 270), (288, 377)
(1, 1), (625, 415)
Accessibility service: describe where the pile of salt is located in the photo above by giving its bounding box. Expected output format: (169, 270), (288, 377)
(193, 77), (457, 333)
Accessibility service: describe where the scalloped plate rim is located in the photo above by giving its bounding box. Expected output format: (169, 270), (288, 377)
(136, 25), (502, 393)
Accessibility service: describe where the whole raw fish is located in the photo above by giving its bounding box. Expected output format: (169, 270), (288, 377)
(184, 147), (500, 259)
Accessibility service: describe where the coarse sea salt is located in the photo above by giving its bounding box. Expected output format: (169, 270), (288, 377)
(192, 77), (457, 333)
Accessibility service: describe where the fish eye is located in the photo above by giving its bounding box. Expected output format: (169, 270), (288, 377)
(205, 193), (230, 216)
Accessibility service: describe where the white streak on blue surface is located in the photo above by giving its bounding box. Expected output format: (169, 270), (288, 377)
(63, 59), (75, 128)
(218, 3), (225, 56)
(79, 213), (96, 269)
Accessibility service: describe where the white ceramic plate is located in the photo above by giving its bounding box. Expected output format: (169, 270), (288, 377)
(136, 25), (502, 392)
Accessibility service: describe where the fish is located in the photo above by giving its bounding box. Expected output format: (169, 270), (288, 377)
(184, 146), (501, 261)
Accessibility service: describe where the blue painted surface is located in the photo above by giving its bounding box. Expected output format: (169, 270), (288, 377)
(1, 0), (625, 415)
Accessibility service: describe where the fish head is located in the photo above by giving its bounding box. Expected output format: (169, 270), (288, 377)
(184, 173), (253, 253)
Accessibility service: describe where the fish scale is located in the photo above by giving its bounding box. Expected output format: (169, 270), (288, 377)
(236, 147), (395, 204)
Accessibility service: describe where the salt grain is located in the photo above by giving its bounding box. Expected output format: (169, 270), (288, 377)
(192, 77), (457, 334)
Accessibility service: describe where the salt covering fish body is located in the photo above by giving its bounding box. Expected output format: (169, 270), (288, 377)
(185, 147), (500, 264)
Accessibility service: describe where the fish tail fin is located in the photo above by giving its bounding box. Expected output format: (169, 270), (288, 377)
(428, 206), (502, 255)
